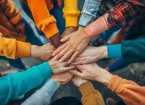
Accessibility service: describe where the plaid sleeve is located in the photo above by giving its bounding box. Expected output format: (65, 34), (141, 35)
(106, 0), (145, 28)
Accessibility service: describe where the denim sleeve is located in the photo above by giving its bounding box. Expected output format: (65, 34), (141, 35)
(79, 0), (102, 27)
(21, 79), (59, 105)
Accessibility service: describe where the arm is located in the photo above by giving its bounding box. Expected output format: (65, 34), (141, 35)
(79, 0), (102, 27)
(21, 79), (59, 105)
(84, 0), (145, 39)
(27, 0), (60, 48)
(79, 82), (105, 105)
(0, 36), (30, 59)
(107, 75), (145, 105)
(0, 62), (52, 105)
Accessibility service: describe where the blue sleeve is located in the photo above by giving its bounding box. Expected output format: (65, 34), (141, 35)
(0, 62), (52, 105)
(21, 79), (59, 105)
(107, 44), (122, 58)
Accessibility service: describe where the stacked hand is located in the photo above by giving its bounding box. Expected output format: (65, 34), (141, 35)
(53, 26), (90, 63)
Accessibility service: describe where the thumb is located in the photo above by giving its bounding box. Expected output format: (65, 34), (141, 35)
(70, 70), (82, 77)
(60, 35), (70, 42)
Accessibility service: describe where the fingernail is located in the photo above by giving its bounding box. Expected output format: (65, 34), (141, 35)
(68, 61), (70, 64)
(54, 58), (56, 60)
(59, 60), (62, 62)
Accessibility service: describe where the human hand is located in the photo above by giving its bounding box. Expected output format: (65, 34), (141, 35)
(72, 76), (87, 87)
(49, 33), (62, 48)
(61, 27), (78, 39)
(52, 72), (73, 85)
(72, 46), (108, 65)
(48, 58), (75, 74)
(31, 43), (55, 61)
(70, 64), (112, 85)
(15, 22), (25, 36)
(60, 26), (84, 43)
(53, 27), (90, 63)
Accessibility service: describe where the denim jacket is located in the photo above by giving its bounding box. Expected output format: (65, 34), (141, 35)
(79, 0), (102, 27)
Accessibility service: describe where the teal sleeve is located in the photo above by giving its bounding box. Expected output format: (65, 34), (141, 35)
(107, 44), (122, 58)
(0, 62), (52, 105)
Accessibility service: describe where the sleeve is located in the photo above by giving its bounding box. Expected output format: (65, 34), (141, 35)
(27, 0), (58, 38)
(21, 79), (59, 105)
(0, 62), (52, 105)
(63, 0), (80, 27)
(107, 75), (145, 105)
(121, 38), (145, 64)
(107, 44), (122, 58)
(79, 82), (105, 105)
(0, 36), (31, 59)
(104, 0), (145, 28)
(79, 0), (102, 27)
(0, 0), (22, 25)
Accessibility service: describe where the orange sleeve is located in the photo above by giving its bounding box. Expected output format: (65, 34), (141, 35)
(79, 82), (105, 105)
(107, 75), (145, 105)
(0, 36), (31, 59)
(27, 0), (59, 38)
(0, 0), (22, 25)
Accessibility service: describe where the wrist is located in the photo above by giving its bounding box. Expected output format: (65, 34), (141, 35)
(95, 68), (112, 86)
(78, 80), (88, 87)
(31, 45), (40, 57)
(51, 78), (61, 86)
(101, 46), (108, 59)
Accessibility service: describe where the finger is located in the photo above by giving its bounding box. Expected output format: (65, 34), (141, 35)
(53, 43), (67, 56)
(68, 51), (79, 63)
(61, 66), (75, 72)
(70, 70), (83, 77)
(54, 45), (70, 60)
(60, 35), (70, 42)
(61, 61), (69, 67)
(60, 49), (74, 62)
(73, 57), (85, 62)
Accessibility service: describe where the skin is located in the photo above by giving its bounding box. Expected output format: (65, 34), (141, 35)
(53, 26), (90, 63)
(71, 63), (112, 86)
(72, 76), (87, 87)
(31, 43), (55, 61)
(72, 46), (108, 65)
(50, 33), (62, 48)
(52, 72), (73, 85)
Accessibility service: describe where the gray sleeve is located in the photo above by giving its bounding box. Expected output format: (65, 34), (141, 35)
(21, 79), (59, 105)
(79, 0), (102, 27)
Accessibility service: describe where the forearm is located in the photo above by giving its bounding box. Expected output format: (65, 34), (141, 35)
(107, 75), (145, 105)
(63, 0), (80, 27)
(49, 33), (62, 48)
(21, 78), (59, 105)
(0, 62), (52, 105)
(27, 0), (58, 38)
(0, 37), (30, 59)
(79, 0), (102, 27)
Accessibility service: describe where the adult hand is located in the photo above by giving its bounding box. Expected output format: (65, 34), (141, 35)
(15, 22), (25, 36)
(70, 64), (112, 85)
(72, 46), (108, 65)
(60, 26), (84, 43)
(72, 76), (87, 87)
(48, 58), (75, 74)
(31, 43), (55, 61)
(61, 27), (78, 39)
(52, 72), (73, 85)
(53, 27), (90, 63)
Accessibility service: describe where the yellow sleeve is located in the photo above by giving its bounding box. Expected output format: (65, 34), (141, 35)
(79, 82), (105, 105)
(27, 0), (58, 38)
(63, 0), (80, 27)
(0, 0), (22, 25)
(0, 36), (31, 59)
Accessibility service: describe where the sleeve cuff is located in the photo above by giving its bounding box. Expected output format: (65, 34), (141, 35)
(16, 41), (31, 58)
(37, 62), (52, 78)
(43, 23), (59, 38)
(107, 75), (123, 92)
(65, 15), (79, 27)
(79, 82), (95, 96)
(79, 13), (96, 27)
(107, 44), (122, 58)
